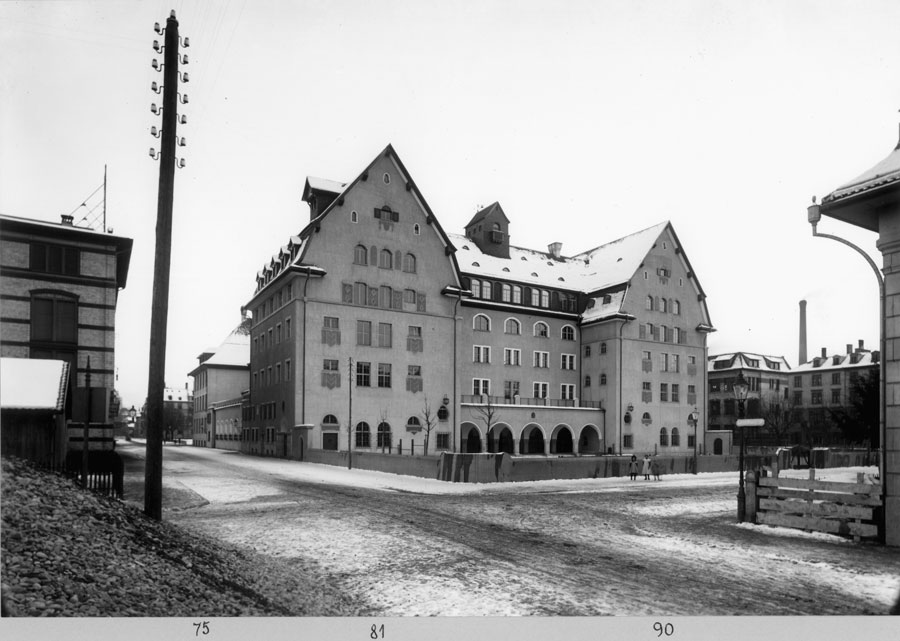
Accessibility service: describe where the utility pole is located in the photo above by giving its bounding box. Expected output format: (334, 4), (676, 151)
(145, 10), (188, 520)
(347, 357), (353, 470)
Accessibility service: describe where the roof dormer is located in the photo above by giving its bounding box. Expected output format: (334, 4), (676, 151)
(464, 202), (510, 259)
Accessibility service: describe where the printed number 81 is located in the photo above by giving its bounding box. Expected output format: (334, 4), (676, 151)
(654, 622), (674, 637)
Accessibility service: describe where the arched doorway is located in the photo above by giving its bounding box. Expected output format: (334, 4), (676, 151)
(714, 438), (723, 455)
(578, 425), (601, 454)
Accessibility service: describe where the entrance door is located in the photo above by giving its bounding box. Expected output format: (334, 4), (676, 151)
(714, 438), (723, 455)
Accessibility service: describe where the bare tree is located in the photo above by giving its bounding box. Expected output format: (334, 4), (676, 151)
(470, 394), (500, 453)
(378, 408), (390, 453)
(420, 396), (438, 456)
(759, 394), (796, 445)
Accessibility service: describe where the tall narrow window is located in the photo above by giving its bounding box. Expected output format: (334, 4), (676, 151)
(357, 320), (372, 346)
(377, 322), (392, 348)
(403, 253), (417, 273)
(354, 244), (368, 265)
(30, 293), (78, 344)
(504, 318), (521, 335)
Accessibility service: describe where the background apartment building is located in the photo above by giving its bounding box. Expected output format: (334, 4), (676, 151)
(189, 316), (250, 450)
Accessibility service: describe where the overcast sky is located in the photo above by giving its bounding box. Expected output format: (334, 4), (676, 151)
(2, 0), (898, 409)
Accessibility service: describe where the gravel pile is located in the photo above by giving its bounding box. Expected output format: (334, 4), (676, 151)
(1, 456), (362, 617)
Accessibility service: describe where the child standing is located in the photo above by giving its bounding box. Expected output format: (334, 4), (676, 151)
(641, 454), (652, 480)
(628, 455), (639, 480)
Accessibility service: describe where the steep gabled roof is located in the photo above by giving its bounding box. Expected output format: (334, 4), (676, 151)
(465, 202), (509, 229)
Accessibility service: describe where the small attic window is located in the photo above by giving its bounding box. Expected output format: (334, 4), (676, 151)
(383, 173), (391, 184)
(617, 257), (622, 262)
(462, 245), (469, 250)
(586, 299), (596, 309)
(414, 223), (421, 235)
(531, 272), (538, 277)
(351, 210), (358, 223)
(602, 294), (612, 304)
(547, 261), (554, 267)
(663, 241), (668, 250)
(521, 256), (527, 261)
(558, 277), (565, 282)
(472, 262), (480, 267)
(502, 267), (510, 272)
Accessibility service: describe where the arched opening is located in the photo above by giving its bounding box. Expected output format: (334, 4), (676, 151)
(497, 427), (514, 454)
(520, 424), (546, 455)
(460, 423), (482, 453)
(578, 425), (601, 454)
(714, 438), (723, 455)
(554, 427), (574, 454)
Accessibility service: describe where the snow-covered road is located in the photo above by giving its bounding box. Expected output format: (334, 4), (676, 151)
(120, 442), (900, 616)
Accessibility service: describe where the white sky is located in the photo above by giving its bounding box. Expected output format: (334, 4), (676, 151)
(2, 0), (898, 409)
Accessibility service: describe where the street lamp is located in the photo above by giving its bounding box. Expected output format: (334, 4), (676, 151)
(733, 371), (750, 522)
(688, 408), (699, 475)
(128, 405), (137, 422)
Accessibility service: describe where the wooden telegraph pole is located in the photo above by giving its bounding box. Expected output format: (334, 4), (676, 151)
(145, 11), (187, 520)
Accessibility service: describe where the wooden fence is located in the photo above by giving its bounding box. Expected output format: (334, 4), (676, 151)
(746, 469), (883, 542)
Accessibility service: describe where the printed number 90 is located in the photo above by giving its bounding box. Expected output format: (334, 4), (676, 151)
(653, 622), (674, 637)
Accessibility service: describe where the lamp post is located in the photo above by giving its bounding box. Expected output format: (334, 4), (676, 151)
(688, 408), (699, 474)
(733, 371), (750, 522)
(809, 203), (885, 489)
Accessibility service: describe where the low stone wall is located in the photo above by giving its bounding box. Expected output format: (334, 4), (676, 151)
(296, 449), (867, 483)
(304, 449), (441, 479)
(811, 448), (877, 469)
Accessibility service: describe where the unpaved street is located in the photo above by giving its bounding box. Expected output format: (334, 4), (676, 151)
(119, 441), (900, 616)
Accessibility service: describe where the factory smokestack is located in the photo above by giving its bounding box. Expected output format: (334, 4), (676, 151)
(799, 300), (808, 365)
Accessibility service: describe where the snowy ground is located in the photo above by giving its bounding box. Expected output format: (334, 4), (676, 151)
(121, 442), (900, 619)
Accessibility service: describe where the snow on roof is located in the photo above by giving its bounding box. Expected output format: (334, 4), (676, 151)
(581, 290), (629, 323)
(824, 141), (900, 203)
(306, 176), (347, 194)
(707, 352), (791, 373)
(0, 358), (69, 412)
(793, 349), (879, 372)
(450, 221), (668, 293)
(190, 320), (251, 376)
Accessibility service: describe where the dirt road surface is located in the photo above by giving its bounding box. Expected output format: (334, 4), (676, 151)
(119, 441), (900, 617)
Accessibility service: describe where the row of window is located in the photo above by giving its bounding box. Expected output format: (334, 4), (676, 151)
(254, 359), (292, 388)
(796, 373), (848, 387)
(471, 379), (577, 401)
(254, 282), (294, 320)
(794, 389), (844, 405)
(639, 323), (687, 344)
(644, 296), (682, 315)
(643, 351), (698, 374)
(353, 244), (417, 272)
(473, 346), (577, 370)
(254, 317), (292, 352)
(622, 432), (696, 449)
(465, 278), (578, 312)
(348, 204), (424, 236)
(473, 315), (575, 339)
(341, 281), (427, 312)
(641, 382), (696, 403)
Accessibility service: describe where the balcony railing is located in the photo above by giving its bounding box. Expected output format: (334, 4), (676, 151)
(460, 395), (601, 409)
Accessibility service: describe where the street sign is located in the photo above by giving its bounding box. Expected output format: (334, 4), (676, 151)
(736, 418), (765, 427)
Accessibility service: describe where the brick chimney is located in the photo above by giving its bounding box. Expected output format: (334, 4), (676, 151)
(799, 300), (808, 365)
(548, 242), (562, 260)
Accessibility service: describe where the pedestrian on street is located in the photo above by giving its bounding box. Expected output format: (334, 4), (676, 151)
(629, 455), (639, 480)
(651, 458), (662, 481)
(642, 454), (652, 480)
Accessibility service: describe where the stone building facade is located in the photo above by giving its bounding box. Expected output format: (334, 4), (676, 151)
(243, 145), (714, 458)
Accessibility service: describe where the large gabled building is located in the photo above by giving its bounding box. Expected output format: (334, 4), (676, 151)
(243, 145), (714, 460)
